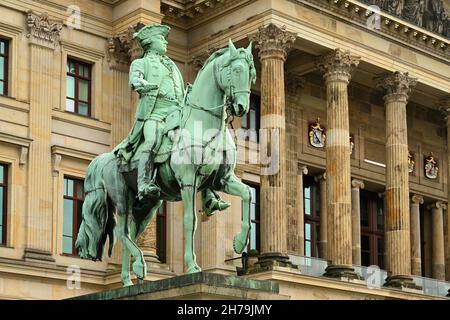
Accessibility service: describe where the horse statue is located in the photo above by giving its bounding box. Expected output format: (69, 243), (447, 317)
(75, 40), (257, 286)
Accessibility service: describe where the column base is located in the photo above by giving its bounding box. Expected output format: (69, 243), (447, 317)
(256, 252), (293, 268)
(383, 275), (421, 290)
(323, 264), (360, 280)
(237, 252), (295, 276)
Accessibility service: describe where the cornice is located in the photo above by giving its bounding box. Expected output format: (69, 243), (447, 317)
(291, 0), (450, 60)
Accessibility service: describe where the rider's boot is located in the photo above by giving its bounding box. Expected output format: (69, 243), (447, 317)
(137, 150), (160, 200)
(202, 189), (231, 216)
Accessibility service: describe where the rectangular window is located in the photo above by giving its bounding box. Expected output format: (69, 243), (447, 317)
(243, 183), (260, 253)
(360, 190), (384, 268)
(304, 176), (320, 258)
(156, 202), (167, 263)
(240, 93), (260, 142)
(0, 164), (7, 245)
(0, 38), (9, 96)
(66, 58), (92, 116)
(63, 177), (84, 256)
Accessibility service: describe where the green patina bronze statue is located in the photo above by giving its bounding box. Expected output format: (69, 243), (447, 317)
(76, 23), (256, 286)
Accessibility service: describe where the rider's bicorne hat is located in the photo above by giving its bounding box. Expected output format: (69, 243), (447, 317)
(133, 24), (170, 48)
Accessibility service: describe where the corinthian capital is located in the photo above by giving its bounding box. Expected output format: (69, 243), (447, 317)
(375, 71), (417, 101)
(26, 10), (63, 48)
(107, 23), (145, 71)
(248, 24), (297, 61)
(316, 49), (360, 82)
(438, 97), (450, 123)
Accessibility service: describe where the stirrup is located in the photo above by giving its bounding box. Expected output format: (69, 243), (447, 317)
(204, 198), (231, 216)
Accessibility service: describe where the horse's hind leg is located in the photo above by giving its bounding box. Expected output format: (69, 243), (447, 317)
(116, 194), (147, 281)
(180, 182), (201, 273)
(121, 244), (133, 286)
(220, 174), (251, 254)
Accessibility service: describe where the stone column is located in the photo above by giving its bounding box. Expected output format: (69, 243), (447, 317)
(440, 98), (450, 281)
(297, 165), (308, 256)
(317, 49), (360, 279)
(315, 173), (327, 259)
(376, 71), (417, 288)
(24, 12), (62, 262)
(248, 24), (296, 267)
(410, 194), (423, 276)
(429, 201), (446, 280)
(351, 179), (365, 266)
(137, 219), (160, 265)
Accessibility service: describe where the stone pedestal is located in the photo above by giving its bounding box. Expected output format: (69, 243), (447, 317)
(376, 72), (417, 289)
(410, 194), (423, 276)
(248, 24), (296, 267)
(317, 49), (360, 279)
(69, 272), (287, 300)
(137, 218), (160, 266)
(351, 179), (364, 266)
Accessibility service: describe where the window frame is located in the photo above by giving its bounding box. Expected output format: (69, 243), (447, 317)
(240, 93), (261, 143)
(62, 176), (85, 256)
(0, 37), (9, 96)
(304, 176), (320, 258)
(66, 58), (92, 117)
(360, 190), (385, 268)
(0, 163), (8, 246)
(244, 182), (260, 253)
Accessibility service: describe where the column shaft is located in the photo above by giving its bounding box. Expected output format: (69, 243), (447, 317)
(351, 180), (364, 266)
(377, 71), (417, 288)
(297, 166), (308, 256)
(317, 49), (360, 278)
(431, 202), (446, 280)
(25, 43), (59, 261)
(316, 173), (327, 259)
(249, 24), (296, 266)
(410, 195), (423, 276)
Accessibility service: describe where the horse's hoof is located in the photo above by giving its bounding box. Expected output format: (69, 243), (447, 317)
(122, 279), (134, 287)
(187, 265), (202, 273)
(132, 261), (147, 280)
(233, 235), (247, 254)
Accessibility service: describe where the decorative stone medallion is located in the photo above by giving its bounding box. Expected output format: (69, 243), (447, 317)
(309, 118), (326, 148)
(424, 153), (439, 179)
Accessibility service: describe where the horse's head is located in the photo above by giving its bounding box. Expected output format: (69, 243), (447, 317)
(219, 40), (257, 118)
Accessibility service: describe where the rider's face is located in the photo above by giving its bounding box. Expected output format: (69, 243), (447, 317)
(149, 36), (168, 54)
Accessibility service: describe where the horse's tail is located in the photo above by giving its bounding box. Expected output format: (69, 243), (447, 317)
(75, 153), (115, 261)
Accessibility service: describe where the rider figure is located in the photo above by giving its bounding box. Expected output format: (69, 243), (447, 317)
(114, 24), (230, 213)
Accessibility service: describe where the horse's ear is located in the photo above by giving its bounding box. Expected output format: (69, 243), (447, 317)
(228, 39), (238, 58)
(246, 42), (253, 54)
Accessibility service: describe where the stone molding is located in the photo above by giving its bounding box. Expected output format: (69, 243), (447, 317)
(248, 24), (297, 61)
(411, 194), (424, 205)
(315, 172), (327, 182)
(26, 10), (62, 48)
(375, 71), (417, 100)
(316, 49), (360, 82)
(298, 164), (308, 175)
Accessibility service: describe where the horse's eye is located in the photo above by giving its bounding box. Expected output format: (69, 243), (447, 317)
(234, 67), (243, 73)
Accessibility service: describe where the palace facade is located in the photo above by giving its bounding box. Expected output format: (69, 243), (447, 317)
(0, 0), (449, 299)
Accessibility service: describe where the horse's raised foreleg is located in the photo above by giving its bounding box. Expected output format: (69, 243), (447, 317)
(180, 183), (201, 273)
(221, 174), (251, 254)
